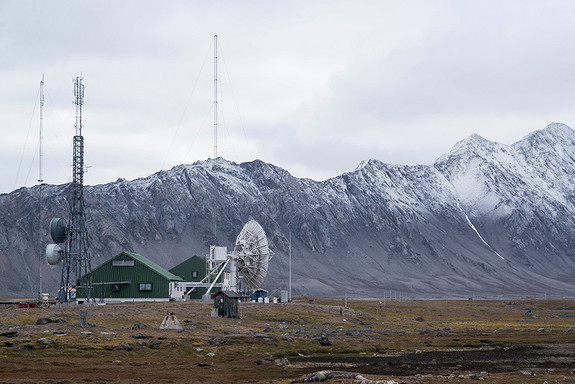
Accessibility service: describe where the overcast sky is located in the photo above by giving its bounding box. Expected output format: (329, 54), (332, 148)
(2, 1), (575, 194)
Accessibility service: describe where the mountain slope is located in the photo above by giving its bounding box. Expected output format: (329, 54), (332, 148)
(2, 122), (575, 298)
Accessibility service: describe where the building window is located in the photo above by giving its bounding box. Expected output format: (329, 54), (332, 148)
(113, 260), (134, 267)
(192, 270), (198, 278)
(111, 284), (121, 292)
(138, 283), (152, 292)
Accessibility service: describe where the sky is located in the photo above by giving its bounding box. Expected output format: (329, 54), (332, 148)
(2, 1), (575, 194)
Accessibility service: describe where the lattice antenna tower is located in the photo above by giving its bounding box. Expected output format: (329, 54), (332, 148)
(60, 76), (93, 302)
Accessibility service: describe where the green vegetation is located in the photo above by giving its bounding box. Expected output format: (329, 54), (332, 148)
(1, 298), (575, 383)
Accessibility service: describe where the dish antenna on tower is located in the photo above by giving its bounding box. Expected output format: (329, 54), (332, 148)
(230, 220), (270, 291)
(189, 219), (272, 299)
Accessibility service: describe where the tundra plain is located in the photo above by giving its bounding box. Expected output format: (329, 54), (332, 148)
(1, 297), (575, 383)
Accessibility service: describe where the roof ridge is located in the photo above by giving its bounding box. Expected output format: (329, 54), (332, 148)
(113, 251), (184, 281)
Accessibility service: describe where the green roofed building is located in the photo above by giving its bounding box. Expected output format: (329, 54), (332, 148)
(169, 255), (208, 300)
(77, 252), (186, 303)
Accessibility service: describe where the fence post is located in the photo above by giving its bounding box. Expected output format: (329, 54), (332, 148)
(79, 308), (88, 327)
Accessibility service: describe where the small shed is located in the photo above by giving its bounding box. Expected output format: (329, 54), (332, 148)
(212, 290), (240, 318)
(251, 289), (268, 302)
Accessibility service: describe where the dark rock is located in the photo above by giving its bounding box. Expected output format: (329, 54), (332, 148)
(209, 337), (227, 345)
(420, 328), (450, 337)
(0, 331), (18, 338)
(5, 339), (29, 347)
(257, 358), (274, 365)
(149, 340), (162, 348)
(132, 322), (147, 329)
(130, 333), (151, 339)
(114, 343), (133, 351)
(318, 335), (331, 346)
(36, 318), (53, 325)
(37, 337), (56, 345)
(351, 318), (371, 326)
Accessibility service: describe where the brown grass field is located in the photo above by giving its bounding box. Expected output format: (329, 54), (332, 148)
(1, 297), (575, 383)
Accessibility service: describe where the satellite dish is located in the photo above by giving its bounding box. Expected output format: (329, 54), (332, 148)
(49, 218), (68, 244)
(46, 243), (64, 265)
(233, 220), (270, 290)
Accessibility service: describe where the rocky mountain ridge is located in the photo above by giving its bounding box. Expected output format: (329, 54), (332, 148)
(1, 122), (575, 298)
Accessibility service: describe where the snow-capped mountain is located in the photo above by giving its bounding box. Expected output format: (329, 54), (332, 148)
(2, 122), (575, 298)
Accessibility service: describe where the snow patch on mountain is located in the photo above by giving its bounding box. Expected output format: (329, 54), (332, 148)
(457, 202), (504, 260)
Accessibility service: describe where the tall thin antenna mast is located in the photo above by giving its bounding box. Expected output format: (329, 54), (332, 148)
(212, 35), (218, 244)
(38, 75), (45, 301)
(39, 75), (44, 185)
(74, 77), (83, 136)
(213, 34), (218, 159)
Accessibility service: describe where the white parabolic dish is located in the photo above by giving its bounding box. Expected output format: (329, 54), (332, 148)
(233, 220), (270, 290)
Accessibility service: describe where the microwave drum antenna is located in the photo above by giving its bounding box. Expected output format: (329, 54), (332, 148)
(49, 218), (68, 244)
(46, 243), (64, 266)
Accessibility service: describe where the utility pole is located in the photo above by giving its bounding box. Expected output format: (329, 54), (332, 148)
(289, 231), (292, 302)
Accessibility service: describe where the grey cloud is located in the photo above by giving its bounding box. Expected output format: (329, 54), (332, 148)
(3, 1), (575, 193)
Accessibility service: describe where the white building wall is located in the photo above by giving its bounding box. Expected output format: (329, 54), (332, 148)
(169, 282), (187, 301)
